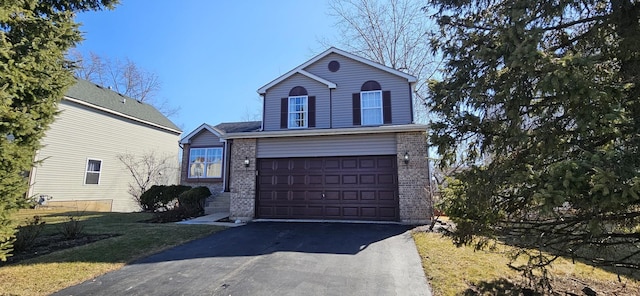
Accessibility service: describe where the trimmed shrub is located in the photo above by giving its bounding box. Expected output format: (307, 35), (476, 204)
(177, 186), (212, 218)
(140, 185), (191, 212)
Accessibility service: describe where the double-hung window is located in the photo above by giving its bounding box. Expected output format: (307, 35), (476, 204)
(85, 159), (102, 185)
(361, 90), (383, 125)
(288, 96), (308, 128)
(189, 147), (223, 178)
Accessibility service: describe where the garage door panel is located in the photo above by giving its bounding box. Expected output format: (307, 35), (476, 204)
(257, 156), (399, 221)
(306, 206), (324, 217)
(274, 191), (289, 201)
(377, 158), (395, 169)
(379, 207), (397, 219)
(307, 191), (323, 200)
(274, 175), (289, 185)
(274, 159), (289, 171)
(325, 191), (340, 200)
(309, 175), (323, 184)
(361, 191), (376, 200)
(379, 191), (396, 201)
(360, 174), (376, 184)
(341, 207), (358, 217)
(361, 207), (377, 217)
(325, 159), (340, 169)
(325, 175), (340, 184)
(378, 174), (395, 184)
(342, 159), (358, 169)
(342, 175), (357, 184)
(360, 158), (375, 168)
(343, 191), (358, 200)
(291, 175), (306, 185)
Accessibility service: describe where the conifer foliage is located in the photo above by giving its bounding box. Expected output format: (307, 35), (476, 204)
(429, 0), (640, 272)
(0, 0), (118, 261)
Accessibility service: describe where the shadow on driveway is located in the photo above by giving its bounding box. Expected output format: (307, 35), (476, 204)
(55, 222), (431, 296)
(135, 222), (412, 264)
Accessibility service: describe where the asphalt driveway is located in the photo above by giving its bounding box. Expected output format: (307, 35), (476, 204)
(54, 222), (432, 296)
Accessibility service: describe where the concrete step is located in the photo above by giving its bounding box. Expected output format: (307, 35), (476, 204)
(204, 192), (230, 215)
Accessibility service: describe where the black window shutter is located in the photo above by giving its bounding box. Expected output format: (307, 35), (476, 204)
(352, 93), (361, 125)
(383, 91), (392, 124)
(308, 96), (316, 128)
(280, 98), (288, 129)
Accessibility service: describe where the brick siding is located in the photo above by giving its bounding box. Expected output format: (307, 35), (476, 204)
(229, 138), (257, 221)
(397, 131), (433, 223)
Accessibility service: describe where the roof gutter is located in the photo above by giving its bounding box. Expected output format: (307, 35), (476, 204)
(222, 124), (429, 139)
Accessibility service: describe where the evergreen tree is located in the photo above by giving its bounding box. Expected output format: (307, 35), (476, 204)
(0, 0), (118, 260)
(429, 0), (640, 276)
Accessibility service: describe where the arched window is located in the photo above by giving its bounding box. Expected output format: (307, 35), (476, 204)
(281, 86), (315, 129)
(360, 81), (383, 125)
(360, 80), (381, 91)
(289, 86), (308, 96)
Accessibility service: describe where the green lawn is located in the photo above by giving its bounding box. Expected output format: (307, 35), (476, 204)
(0, 209), (225, 296)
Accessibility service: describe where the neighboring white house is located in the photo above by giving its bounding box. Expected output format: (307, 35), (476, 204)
(27, 78), (182, 212)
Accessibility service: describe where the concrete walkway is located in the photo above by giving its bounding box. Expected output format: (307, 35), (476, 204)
(176, 212), (244, 227)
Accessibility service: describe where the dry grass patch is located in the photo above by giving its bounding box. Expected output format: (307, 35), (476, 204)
(0, 209), (225, 296)
(413, 231), (640, 295)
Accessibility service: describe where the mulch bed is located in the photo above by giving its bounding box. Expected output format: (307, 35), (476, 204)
(2, 233), (119, 265)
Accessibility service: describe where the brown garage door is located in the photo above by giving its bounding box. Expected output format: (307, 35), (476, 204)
(256, 155), (399, 221)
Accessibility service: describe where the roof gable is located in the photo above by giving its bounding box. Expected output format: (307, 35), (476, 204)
(180, 121), (262, 144)
(179, 123), (223, 144)
(257, 47), (417, 95)
(64, 79), (181, 134)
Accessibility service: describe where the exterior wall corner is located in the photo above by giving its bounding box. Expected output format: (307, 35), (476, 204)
(229, 138), (257, 221)
(396, 131), (433, 224)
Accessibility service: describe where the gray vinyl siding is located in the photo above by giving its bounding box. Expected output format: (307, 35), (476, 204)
(304, 53), (413, 127)
(189, 129), (223, 146)
(263, 73), (330, 131)
(30, 100), (180, 212)
(256, 133), (397, 158)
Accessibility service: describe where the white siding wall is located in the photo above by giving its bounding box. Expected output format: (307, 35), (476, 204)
(30, 100), (180, 212)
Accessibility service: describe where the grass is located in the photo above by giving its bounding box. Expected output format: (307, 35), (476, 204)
(413, 230), (640, 295)
(0, 209), (225, 296)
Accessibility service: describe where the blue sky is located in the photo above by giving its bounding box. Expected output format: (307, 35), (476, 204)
(74, 0), (339, 135)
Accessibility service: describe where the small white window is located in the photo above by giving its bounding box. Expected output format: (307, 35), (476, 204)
(288, 96), (308, 128)
(85, 159), (102, 185)
(361, 90), (383, 125)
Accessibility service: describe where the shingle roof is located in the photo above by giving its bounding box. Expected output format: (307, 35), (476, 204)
(64, 78), (181, 133)
(214, 121), (262, 133)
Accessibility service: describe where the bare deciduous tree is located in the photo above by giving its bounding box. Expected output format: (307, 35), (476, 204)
(326, 0), (440, 123)
(117, 151), (177, 207)
(70, 50), (179, 117)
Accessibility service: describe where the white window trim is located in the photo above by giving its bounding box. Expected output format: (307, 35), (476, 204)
(360, 90), (383, 126)
(84, 158), (102, 185)
(288, 95), (308, 129)
(188, 147), (224, 178)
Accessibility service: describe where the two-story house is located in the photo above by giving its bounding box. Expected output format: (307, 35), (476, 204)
(28, 78), (182, 212)
(179, 47), (431, 223)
